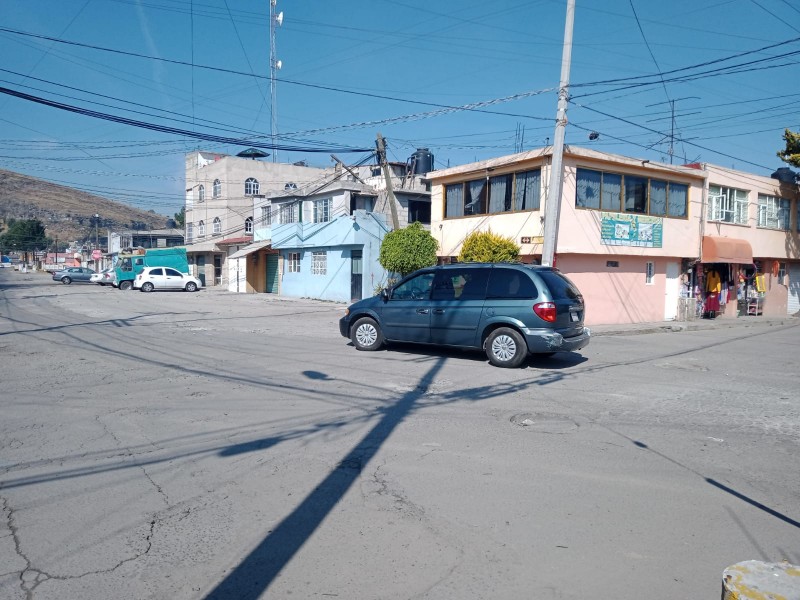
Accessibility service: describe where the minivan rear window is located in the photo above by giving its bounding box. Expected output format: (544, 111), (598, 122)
(487, 268), (538, 299)
(537, 270), (582, 300)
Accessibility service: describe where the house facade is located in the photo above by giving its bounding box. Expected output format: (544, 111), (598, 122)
(427, 146), (800, 326)
(234, 158), (431, 301)
(183, 151), (331, 287)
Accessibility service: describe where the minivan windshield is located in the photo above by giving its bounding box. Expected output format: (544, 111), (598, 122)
(537, 270), (582, 301)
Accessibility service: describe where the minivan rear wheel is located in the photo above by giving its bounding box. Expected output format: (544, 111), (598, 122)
(486, 327), (527, 368)
(351, 317), (384, 351)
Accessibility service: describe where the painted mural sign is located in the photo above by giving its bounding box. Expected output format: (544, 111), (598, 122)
(600, 212), (663, 248)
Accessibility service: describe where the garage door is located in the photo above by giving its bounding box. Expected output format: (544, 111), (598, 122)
(789, 263), (800, 315)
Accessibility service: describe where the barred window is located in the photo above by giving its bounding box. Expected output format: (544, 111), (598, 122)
(757, 194), (790, 230)
(311, 251), (326, 275)
(261, 205), (272, 225)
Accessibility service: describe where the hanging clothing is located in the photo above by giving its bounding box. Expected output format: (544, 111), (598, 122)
(706, 270), (721, 294)
(706, 293), (720, 312)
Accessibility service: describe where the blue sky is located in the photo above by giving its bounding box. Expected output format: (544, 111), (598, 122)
(1, 0), (798, 217)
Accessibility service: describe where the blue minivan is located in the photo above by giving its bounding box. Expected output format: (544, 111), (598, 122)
(339, 263), (590, 368)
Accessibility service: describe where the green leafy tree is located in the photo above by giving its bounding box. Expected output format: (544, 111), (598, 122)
(173, 206), (186, 228)
(0, 219), (50, 252)
(379, 221), (438, 278)
(777, 129), (800, 168)
(458, 229), (520, 263)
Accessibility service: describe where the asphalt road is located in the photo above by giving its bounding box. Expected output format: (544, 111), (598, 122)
(1, 270), (798, 600)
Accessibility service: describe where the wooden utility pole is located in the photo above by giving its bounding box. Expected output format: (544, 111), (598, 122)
(375, 133), (400, 230)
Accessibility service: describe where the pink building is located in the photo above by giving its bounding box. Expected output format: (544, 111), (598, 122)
(428, 147), (800, 326)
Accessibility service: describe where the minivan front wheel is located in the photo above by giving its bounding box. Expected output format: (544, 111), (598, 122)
(486, 327), (527, 368)
(351, 317), (384, 351)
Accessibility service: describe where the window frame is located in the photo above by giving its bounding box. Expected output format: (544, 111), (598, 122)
(198, 220), (206, 237)
(444, 168), (542, 219)
(287, 252), (301, 273)
(645, 261), (655, 285)
(244, 217), (253, 234)
(197, 185), (205, 203)
(244, 177), (259, 196)
(212, 217), (221, 235)
(575, 167), (689, 219)
(311, 251), (327, 275)
(313, 198), (332, 223)
(757, 194), (790, 230)
(708, 185), (748, 225)
(213, 179), (221, 198)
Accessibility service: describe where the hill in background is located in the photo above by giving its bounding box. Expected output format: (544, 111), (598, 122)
(0, 169), (170, 246)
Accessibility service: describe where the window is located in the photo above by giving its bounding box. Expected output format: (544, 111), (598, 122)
(186, 223), (194, 242)
(311, 251), (326, 275)
(708, 185), (748, 225)
(165, 268), (181, 277)
(537, 270), (582, 300)
(391, 272), (434, 300)
(198, 220), (206, 237)
(432, 268), (490, 301)
(445, 168), (542, 218)
(198, 185), (205, 203)
(758, 194), (790, 229)
(149, 268), (163, 276)
(213, 217), (221, 235)
(576, 167), (688, 218)
(778, 262), (787, 281)
(244, 217), (253, 234)
(213, 179), (221, 198)
(288, 252), (300, 273)
(245, 177), (259, 196)
(313, 198), (332, 223)
(486, 269), (537, 299)
(279, 203), (298, 224)
(646, 261), (655, 285)
(408, 200), (431, 224)
(261, 205), (272, 226)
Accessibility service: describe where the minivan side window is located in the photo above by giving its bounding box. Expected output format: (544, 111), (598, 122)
(486, 269), (538, 299)
(432, 268), (489, 301)
(391, 272), (434, 300)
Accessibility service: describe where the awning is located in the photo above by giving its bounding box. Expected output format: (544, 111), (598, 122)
(228, 240), (272, 259)
(702, 236), (753, 264)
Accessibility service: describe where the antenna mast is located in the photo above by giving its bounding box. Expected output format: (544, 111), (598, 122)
(270, 0), (283, 163)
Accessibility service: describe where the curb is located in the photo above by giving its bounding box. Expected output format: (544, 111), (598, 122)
(592, 317), (797, 337)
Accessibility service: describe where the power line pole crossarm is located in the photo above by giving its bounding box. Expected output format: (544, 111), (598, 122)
(541, 0), (575, 268)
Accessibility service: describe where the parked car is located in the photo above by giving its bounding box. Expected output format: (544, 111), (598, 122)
(133, 266), (201, 292)
(52, 267), (96, 284)
(90, 268), (116, 286)
(339, 263), (591, 368)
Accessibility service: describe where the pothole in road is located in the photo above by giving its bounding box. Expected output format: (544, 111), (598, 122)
(509, 412), (580, 433)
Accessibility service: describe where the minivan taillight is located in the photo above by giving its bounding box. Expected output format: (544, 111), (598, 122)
(533, 302), (557, 322)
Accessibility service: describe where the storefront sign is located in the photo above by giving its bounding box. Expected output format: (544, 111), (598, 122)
(600, 212), (663, 248)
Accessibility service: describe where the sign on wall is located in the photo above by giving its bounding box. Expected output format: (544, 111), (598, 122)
(600, 212), (663, 248)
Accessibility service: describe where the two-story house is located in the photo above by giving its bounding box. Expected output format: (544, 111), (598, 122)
(184, 150), (331, 287)
(427, 146), (799, 325)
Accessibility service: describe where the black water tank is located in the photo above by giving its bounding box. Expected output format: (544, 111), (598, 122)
(410, 148), (434, 174)
(771, 167), (798, 184)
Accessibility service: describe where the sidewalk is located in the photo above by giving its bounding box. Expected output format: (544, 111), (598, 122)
(590, 314), (798, 337)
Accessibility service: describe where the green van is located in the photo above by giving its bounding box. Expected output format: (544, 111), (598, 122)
(339, 263), (590, 368)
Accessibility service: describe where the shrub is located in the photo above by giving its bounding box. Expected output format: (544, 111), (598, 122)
(458, 229), (520, 263)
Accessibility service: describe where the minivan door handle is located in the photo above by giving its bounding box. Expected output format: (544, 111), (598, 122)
(416, 308), (429, 315)
(433, 309), (445, 314)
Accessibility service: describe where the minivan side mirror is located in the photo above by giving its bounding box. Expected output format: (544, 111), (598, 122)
(381, 288), (389, 302)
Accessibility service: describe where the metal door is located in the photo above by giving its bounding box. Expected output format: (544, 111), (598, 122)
(789, 263), (800, 315)
(196, 255), (206, 286)
(664, 261), (679, 320)
(350, 249), (363, 302)
(266, 254), (280, 294)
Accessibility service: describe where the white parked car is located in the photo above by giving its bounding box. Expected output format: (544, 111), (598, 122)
(133, 267), (201, 292)
(90, 268), (116, 286)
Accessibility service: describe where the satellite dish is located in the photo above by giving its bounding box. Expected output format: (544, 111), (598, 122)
(276, 11), (283, 26)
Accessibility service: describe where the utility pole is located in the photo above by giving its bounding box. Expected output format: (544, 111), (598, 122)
(541, 0), (575, 267)
(375, 133), (400, 230)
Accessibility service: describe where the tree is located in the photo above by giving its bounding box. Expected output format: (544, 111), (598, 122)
(173, 206), (186, 228)
(457, 229), (520, 263)
(0, 219), (50, 252)
(378, 221), (438, 278)
(777, 129), (800, 168)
